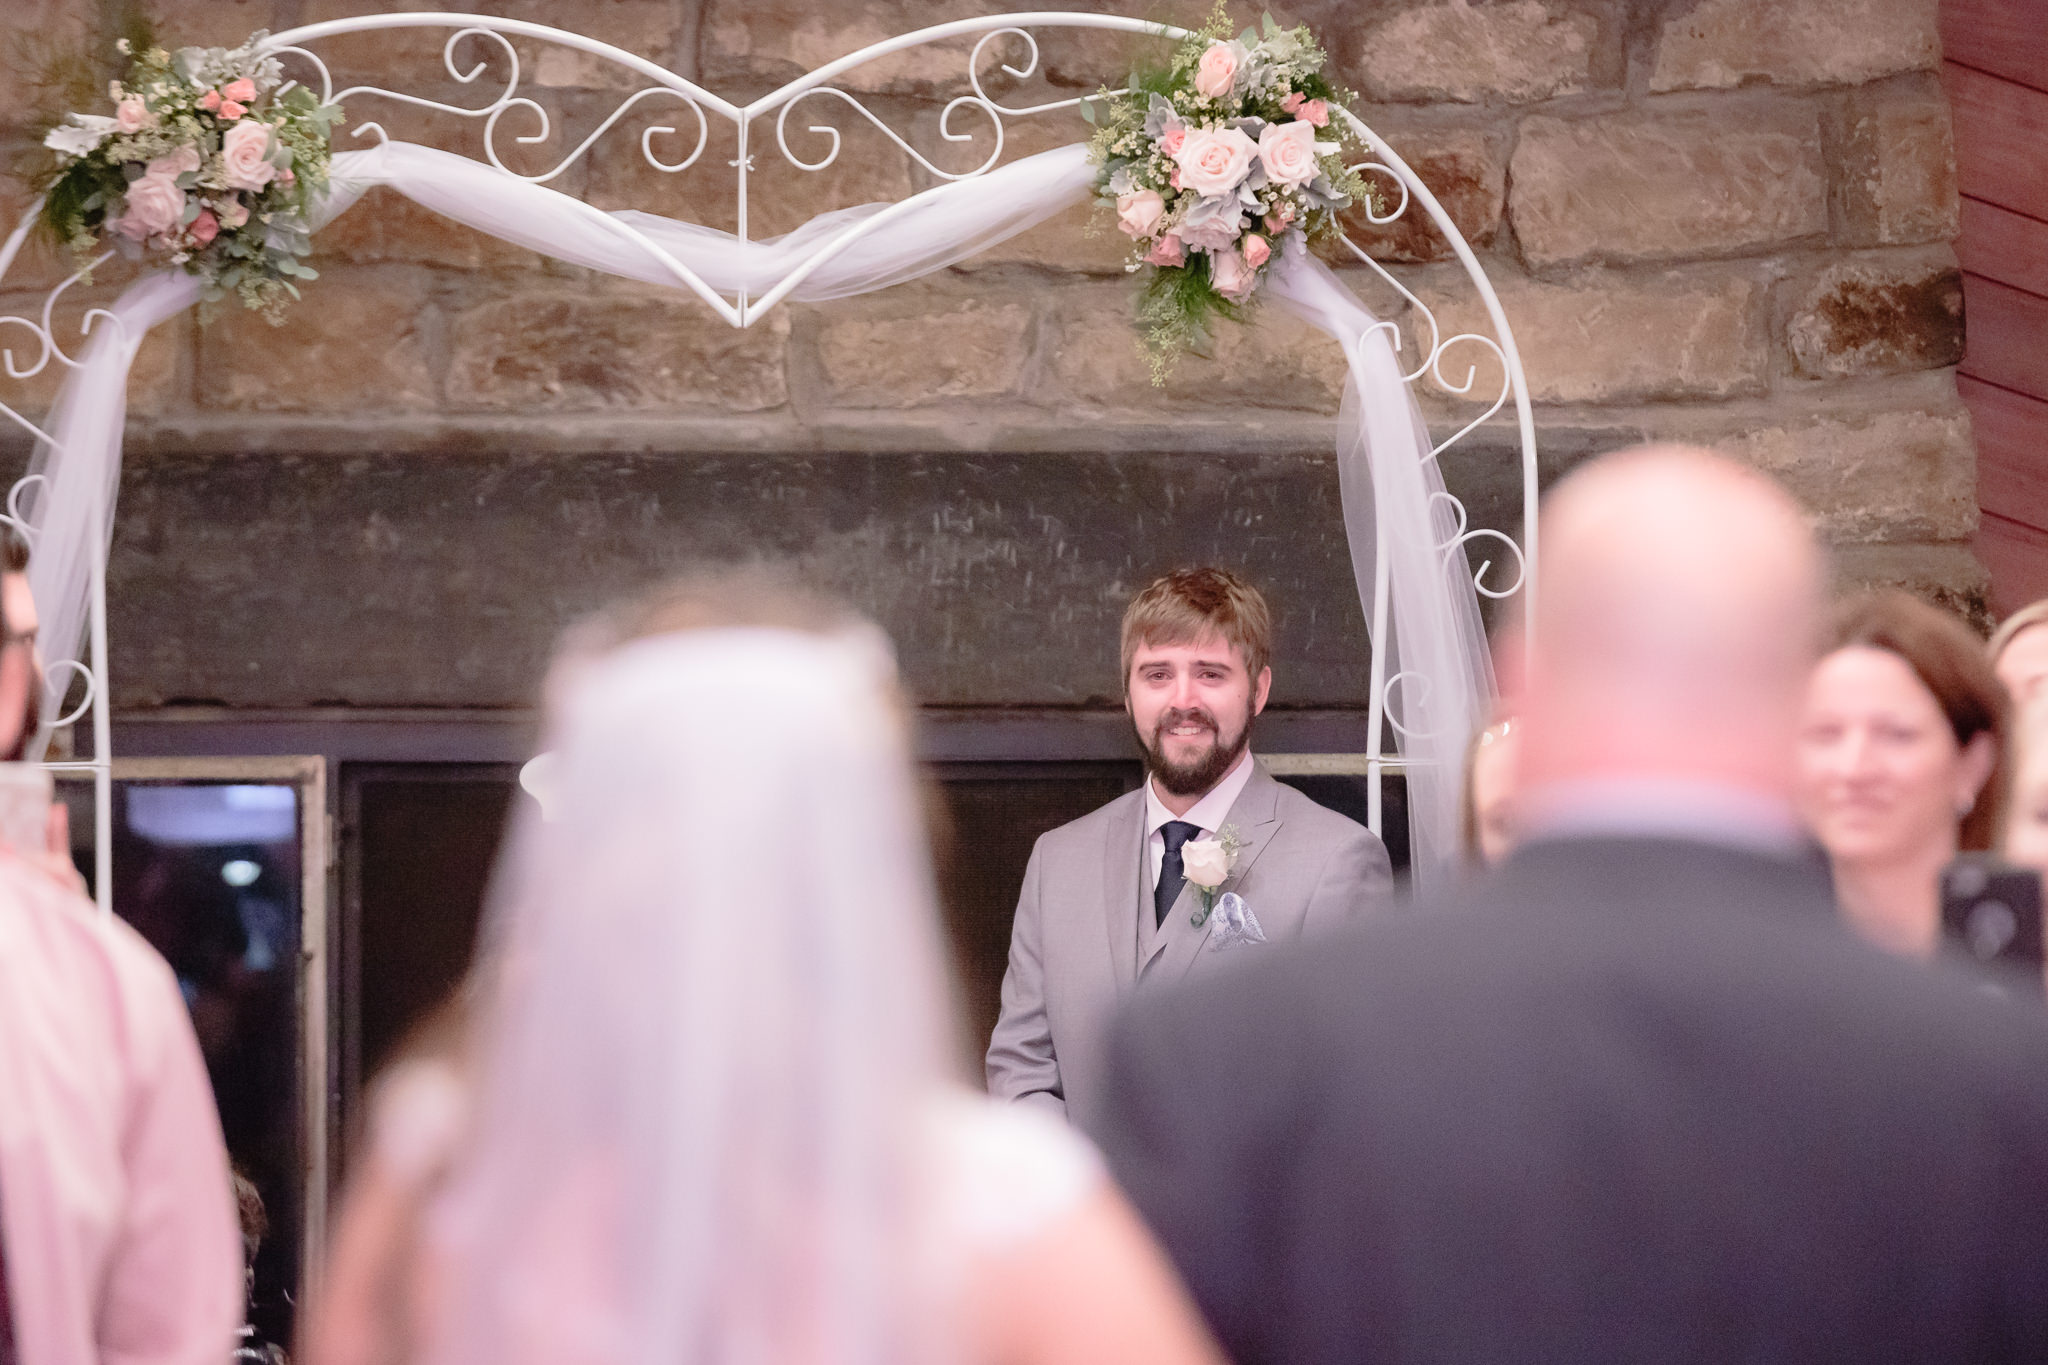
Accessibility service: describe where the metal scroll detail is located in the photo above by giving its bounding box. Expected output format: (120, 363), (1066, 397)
(0, 10), (1538, 859)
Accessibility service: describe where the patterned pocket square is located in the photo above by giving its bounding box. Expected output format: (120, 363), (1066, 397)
(1207, 892), (1268, 950)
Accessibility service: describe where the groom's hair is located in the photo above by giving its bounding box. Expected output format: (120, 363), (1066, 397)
(1121, 566), (1273, 683)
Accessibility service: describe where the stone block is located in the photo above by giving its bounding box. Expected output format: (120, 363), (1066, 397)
(197, 270), (438, 412)
(938, 115), (1127, 276)
(1510, 108), (1827, 266)
(1650, 0), (1940, 92)
(291, 0), (681, 93)
(1326, 124), (1506, 265)
(1780, 250), (1963, 379)
(1829, 81), (1959, 247)
(318, 185), (546, 271)
(1039, 284), (1348, 411)
(585, 108), (914, 239)
(1410, 265), (1766, 404)
(105, 446), (1373, 709)
(807, 292), (1032, 407)
(699, 0), (1156, 101)
(1348, 1), (1604, 104)
(1703, 403), (1976, 544)
(0, 169), (79, 295)
(1834, 543), (1991, 632)
(136, 0), (281, 51)
(0, 288), (184, 420)
(447, 286), (788, 411)
(701, 0), (988, 99)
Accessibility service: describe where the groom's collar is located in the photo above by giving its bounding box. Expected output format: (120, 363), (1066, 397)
(1143, 749), (1257, 839)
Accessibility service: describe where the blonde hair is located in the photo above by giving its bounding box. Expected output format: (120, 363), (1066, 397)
(1989, 598), (2048, 664)
(1119, 566), (1273, 685)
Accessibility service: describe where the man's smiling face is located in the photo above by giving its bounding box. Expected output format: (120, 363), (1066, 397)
(1127, 630), (1271, 798)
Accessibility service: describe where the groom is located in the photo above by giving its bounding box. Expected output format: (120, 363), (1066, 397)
(987, 567), (1392, 1128)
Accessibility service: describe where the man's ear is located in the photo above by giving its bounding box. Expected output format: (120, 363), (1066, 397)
(1251, 665), (1272, 716)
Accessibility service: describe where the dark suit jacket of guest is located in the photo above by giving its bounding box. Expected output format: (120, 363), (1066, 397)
(1092, 835), (2048, 1365)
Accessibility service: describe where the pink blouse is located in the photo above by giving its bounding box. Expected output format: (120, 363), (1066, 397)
(0, 858), (242, 1365)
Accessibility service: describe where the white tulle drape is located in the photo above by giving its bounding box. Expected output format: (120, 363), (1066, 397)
(21, 137), (1492, 885)
(428, 627), (957, 1365)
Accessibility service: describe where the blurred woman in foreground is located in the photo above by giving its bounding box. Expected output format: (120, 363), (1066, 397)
(305, 577), (1222, 1365)
(1793, 591), (2007, 958)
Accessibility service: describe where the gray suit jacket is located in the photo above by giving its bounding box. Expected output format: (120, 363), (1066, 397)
(985, 763), (1392, 1131)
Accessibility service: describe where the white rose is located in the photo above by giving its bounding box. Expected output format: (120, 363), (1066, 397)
(1258, 119), (1321, 189)
(1171, 126), (1258, 199)
(220, 119), (277, 192)
(1181, 837), (1233, 888)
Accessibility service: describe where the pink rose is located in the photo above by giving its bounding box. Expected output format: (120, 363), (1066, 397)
(1116, 189), (1166, 239)
(188, 209), (219, 246)
(1172, 125), (1258, 197)
(1159, 126), (1185, 156)
(148, 146), (201, 180)
(220, 120), (276, 192)
(217, 196), (249, 229)
(114, 174), (184, 241)
(1263, 212), (1284, 234)
(1299, 99), (1330, 128)
(1145, 232), (1185, 267)
(1281, 91), (1305, 114)
(1258, 119), (1321, 189)
(1194, 42), (1240, 100)
(115, 95), (149, 133)
(221, 78), (256, 103)
(1242, 232), (1271, 269)
(198, 89), (221, 113)
(1209, 246), (1258, 302)
(217, 99), (246, 122)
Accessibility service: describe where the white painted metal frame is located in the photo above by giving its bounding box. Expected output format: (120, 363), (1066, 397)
(0, 8), (1538, 879)
(51, 755), (329, 1295)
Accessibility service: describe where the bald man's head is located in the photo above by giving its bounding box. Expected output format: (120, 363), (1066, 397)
(1512, 445), (1825, 798)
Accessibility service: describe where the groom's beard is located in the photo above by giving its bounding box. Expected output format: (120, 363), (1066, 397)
(1136, 701), (1253, 798)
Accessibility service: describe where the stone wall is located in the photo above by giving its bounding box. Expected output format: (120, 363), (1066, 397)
(0, 0), (1974, 714)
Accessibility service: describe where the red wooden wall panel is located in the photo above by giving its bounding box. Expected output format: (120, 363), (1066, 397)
(1957, 198), (2048, 298)
(1961, 276), (2048, 403)
(1940, 0), (2048, 92)
(1946, 0), (2048, 614)
(1945, 65), (2048, 225)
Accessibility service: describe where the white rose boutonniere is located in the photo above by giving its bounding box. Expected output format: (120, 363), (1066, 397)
(1182, 824), (1246, 927)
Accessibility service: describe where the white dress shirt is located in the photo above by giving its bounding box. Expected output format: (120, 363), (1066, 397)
(1144, 749), (1257, 893)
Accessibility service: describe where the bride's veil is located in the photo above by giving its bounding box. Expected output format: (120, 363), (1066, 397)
(427, 614), (959, 1365)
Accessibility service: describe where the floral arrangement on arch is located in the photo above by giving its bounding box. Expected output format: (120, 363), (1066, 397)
(1085, 8), (1372, 380)
(34, 31), (343, 321)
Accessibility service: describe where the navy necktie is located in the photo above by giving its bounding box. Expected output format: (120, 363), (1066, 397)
(1155, 820), (1201, 928)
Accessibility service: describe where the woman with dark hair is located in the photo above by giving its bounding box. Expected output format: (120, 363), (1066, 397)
(1793, 591), (2009, 957)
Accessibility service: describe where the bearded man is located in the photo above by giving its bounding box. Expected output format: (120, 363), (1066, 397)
(986, 567), (1391, 1127)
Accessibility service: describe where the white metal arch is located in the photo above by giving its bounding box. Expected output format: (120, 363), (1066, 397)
(0, 9), (1538, 901)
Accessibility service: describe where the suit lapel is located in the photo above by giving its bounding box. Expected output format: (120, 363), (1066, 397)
(1104, 791), (1144, 996)
(1140, 766), (1286, 984)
